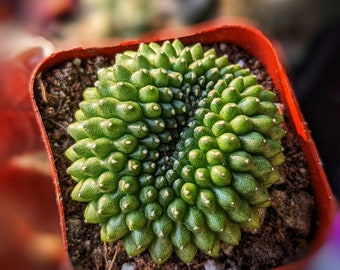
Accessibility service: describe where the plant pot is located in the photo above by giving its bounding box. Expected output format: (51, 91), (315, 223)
(30, 24), (337, 269)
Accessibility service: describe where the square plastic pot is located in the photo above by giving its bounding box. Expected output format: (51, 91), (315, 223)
(30, 24), (337, 269)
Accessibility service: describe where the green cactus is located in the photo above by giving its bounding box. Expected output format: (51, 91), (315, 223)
(65, 40), (286, 264)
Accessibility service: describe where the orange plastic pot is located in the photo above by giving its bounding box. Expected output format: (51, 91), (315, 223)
(30, 24), (337, 269)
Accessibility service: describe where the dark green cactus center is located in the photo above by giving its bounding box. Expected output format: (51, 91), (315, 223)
(65, 40), (286, 264)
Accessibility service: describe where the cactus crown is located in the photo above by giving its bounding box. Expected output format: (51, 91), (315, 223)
(65, 40), (286, 264)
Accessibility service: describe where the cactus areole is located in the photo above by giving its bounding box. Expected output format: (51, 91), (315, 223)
(65, 40), (286, 264)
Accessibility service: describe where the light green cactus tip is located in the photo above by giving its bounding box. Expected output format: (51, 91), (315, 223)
(65, 39), (286, 264)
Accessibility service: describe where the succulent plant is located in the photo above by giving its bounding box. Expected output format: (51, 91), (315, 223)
(65, 39), (286, 264)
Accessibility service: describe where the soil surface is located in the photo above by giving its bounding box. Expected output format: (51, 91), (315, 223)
(34, 42), (317, 270)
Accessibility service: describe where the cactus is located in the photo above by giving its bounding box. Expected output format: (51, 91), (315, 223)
(65, 40), (286, 264)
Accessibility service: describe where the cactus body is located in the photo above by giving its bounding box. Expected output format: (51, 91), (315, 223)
(66, 40), (286, 264)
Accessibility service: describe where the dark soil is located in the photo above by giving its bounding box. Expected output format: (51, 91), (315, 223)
(33, 42), (317, 270)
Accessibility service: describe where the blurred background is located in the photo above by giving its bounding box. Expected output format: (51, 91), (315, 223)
(0, 0), (339, 269)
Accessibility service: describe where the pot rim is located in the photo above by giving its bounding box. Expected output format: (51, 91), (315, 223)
(30, 23), (338, 269)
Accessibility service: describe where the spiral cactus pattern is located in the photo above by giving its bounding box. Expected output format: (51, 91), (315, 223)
(65, 40), (286, 264)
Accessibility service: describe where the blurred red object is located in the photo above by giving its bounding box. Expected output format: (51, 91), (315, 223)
(0, 0), (77, 35)
(0, 162), (69, 270)
(1, 47), (44, 108)
(0, 46), (47, 163)
(0, 35), (72, 269)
